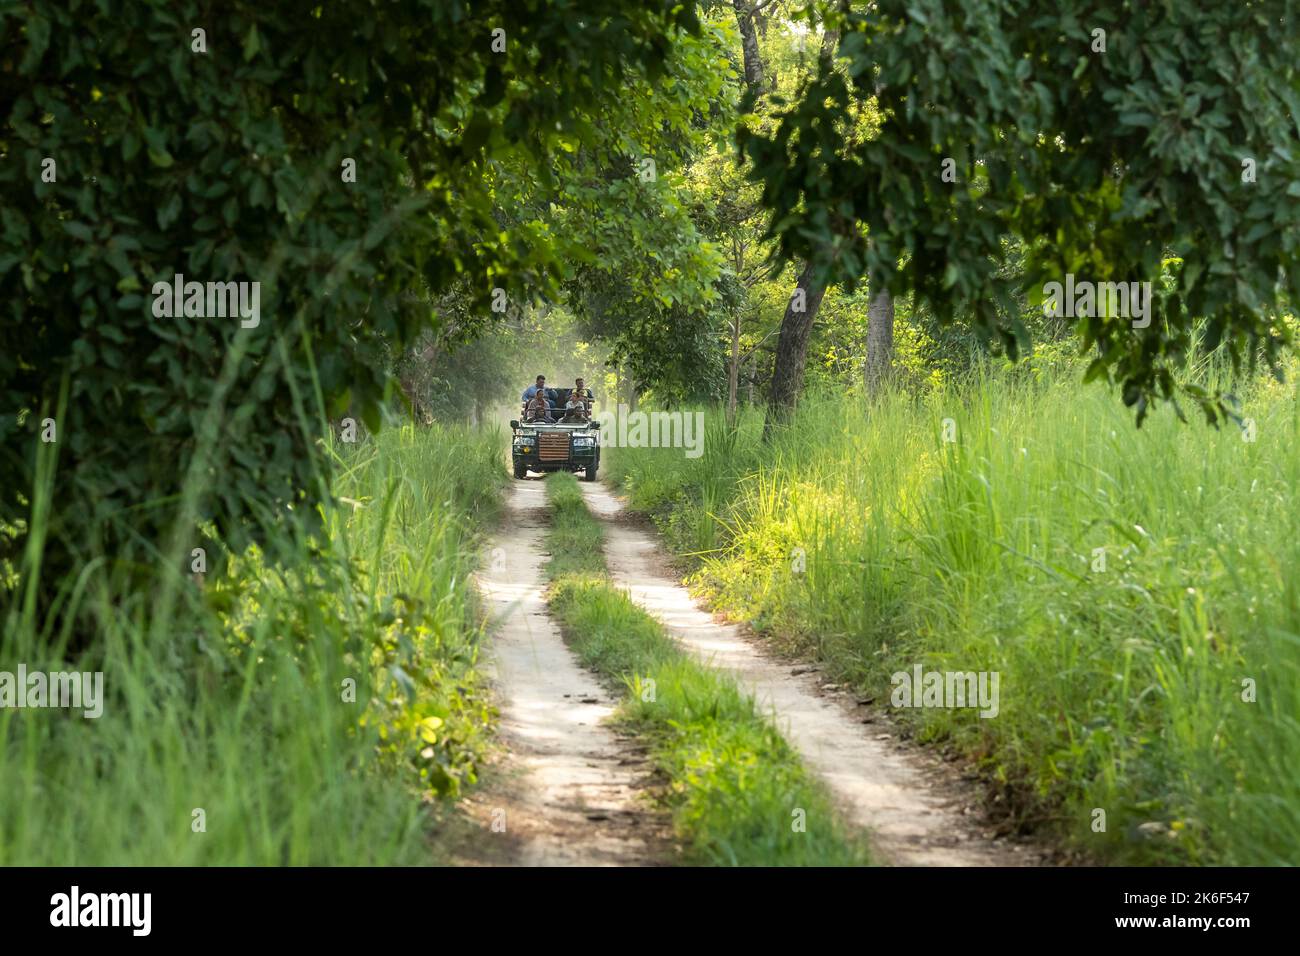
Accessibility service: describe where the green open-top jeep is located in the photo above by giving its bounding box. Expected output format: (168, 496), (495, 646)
(510, 387), (600, 480)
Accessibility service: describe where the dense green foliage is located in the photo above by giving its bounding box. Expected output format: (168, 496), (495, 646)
(741, 1), (1300, 422)
(1, 0), (705, 608)
(607, 360), (1300, 864)
(544, 472), (869, 865)
(5, 0), (1298, 871)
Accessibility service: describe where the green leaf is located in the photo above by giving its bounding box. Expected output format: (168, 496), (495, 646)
(243, 24), (261, 62)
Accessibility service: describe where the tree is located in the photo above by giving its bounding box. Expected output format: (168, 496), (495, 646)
(1, 0), (705, 623)
(557, 20), (736, 403)
(864, 287), (895, 393)
(766, 262), (829, 432)
(731, 0), (774, 94)
(679, 144), (778, 421)
(741, 0), (1300, 423)
(747, 11), (849, 432)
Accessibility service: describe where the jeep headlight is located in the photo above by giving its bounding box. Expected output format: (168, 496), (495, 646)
(573, 437), (594, 448)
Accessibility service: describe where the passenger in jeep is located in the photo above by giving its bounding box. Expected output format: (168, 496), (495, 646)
(522, 374), (548, 406)
(561, 377), (592, 422)
(525, 390), (553, 423)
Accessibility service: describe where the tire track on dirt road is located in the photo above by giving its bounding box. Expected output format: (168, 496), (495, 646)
(579, 480), (1046, 867)
(465, 479), (669, 866)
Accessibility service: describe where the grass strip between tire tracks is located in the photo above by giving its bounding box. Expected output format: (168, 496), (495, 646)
(542, 472), (870, 866)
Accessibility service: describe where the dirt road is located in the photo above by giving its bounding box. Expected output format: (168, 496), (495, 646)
(579, 480), (1042, 867)
(468, 479), (668, 865)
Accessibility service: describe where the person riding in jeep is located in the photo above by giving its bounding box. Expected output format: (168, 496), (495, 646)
(522, 374), (549, 407)
(561, 377), (592, 423)
(524, 389), (553, 423)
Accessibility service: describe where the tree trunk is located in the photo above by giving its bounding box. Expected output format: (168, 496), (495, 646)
(764, 261), (827, 437)
(731, 1), (767, 96)
(618, 364), (634, 411)
(864, 287), (895, 395)
(727, 314), (741, 425)
(820, 25), (840, 64)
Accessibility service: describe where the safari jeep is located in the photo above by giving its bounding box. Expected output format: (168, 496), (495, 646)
(510, 387), (600, 480)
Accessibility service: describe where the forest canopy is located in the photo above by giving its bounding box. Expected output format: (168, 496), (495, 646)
(4, 1), (1298, 606)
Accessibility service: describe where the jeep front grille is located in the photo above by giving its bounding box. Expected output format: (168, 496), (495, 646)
(539, 433), (569, 462)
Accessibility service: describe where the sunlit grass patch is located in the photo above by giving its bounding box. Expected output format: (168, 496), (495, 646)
(605, 364), (1300, 865)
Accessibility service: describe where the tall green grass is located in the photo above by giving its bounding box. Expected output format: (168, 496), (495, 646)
(607, 363), (1300, 865)
(544, 473), (870, 866)
(0, 422), (504, 864)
